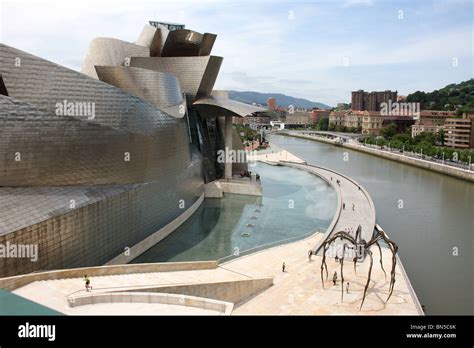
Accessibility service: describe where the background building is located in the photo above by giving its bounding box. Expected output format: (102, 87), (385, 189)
(351, 90), (398, 111)
(285, 112), (310, 127)
(267, 97), (277, 110)
(444, 114), (474, 149)
(309, 109), (330, 123)
(329, 111), (345, 127)
(419, 110), (456, 126)
(411, 120), (442, 138)
(243, 113), (271, 130)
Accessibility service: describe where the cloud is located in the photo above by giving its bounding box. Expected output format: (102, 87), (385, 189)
(341, 0), (374, 8)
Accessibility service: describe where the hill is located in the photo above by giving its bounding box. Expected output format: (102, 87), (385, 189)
(406, 79), (474, 115)
(229, 90), (332, 110)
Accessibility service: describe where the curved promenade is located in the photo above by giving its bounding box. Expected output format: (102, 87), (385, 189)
(283, 162), (376, 254)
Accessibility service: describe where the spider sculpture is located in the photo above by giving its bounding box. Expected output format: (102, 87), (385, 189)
(320, 225), (398, 309)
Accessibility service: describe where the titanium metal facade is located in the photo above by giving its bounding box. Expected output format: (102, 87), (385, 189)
(160, 29), (217, 57)
(135, 24), (170, 57)
(94, 66), (186, 118)
(0, 21), (261, 277)
(130, 56), (223, 104)
(81, 38), (150, 79)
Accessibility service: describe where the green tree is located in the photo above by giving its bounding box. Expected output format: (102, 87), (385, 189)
(437, 129), (445, 146)
(317, 117), (329, 131)
(381, 122), (397, 140)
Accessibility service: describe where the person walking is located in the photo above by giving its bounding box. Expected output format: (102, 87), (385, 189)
(84, 275), (91, 292)
(282, 262), (286, 272)
(256, 173), (260, 182)
(308, 249), (312, 261)
(332, 271), (337, 286)
(346, 282), (350, 294)
(343, 203), (345, 210)
(352, 203), (355, 211)
(335, 255), (339, 263)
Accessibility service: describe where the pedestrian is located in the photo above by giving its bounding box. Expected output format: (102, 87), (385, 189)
(346, 282), (350, 294)
(282, 262), (286, 272)
(84, 275), (91, 292)
(256, 173), (260, 182)
(358, 186), (361, 190)
(335, 255), (339, 263)
(331, 177), (333, 181)
(343, 203), (345, 210)
(332, 271), (337, 286)
(352, 203), (355, 211)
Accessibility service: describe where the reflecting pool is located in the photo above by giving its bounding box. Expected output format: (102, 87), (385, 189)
(132, 162), (337, 263)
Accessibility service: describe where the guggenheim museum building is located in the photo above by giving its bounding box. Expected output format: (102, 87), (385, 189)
(0, 21), (264, 277)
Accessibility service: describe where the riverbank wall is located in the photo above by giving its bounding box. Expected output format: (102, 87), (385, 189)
(282, 132), (474, 183)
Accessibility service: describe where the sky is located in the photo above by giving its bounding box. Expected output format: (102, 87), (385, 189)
(0, 0), (472, 106)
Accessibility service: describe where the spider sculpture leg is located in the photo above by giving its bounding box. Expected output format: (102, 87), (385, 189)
(359, 249), (373, 310)
(340, 243), (347, 302)
(374, 241), (387, 280)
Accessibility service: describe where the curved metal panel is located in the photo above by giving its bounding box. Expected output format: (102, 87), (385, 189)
(81, 37), (149, 78)
(193, 96), (267, 117)
(129, 56), (223, 103)
(161, 29), (202, 56)
(160, 29), (217, 57)
(0, 150), (204, 277)
(135, 24), (169, 57)
(95, 66), (186, 118)
(0, 44), (165, 136)
(0, 74), (7, 96)
(199, 33), (217, 56)
(0, 94), (194, 186)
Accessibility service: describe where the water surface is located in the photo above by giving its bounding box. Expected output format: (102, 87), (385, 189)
(132, 162), (337, 263)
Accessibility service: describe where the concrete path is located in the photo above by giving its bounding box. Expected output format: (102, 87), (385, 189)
(13, 268), (248, 315)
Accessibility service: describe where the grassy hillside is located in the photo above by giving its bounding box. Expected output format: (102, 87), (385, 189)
(406, 79), (474, 115)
